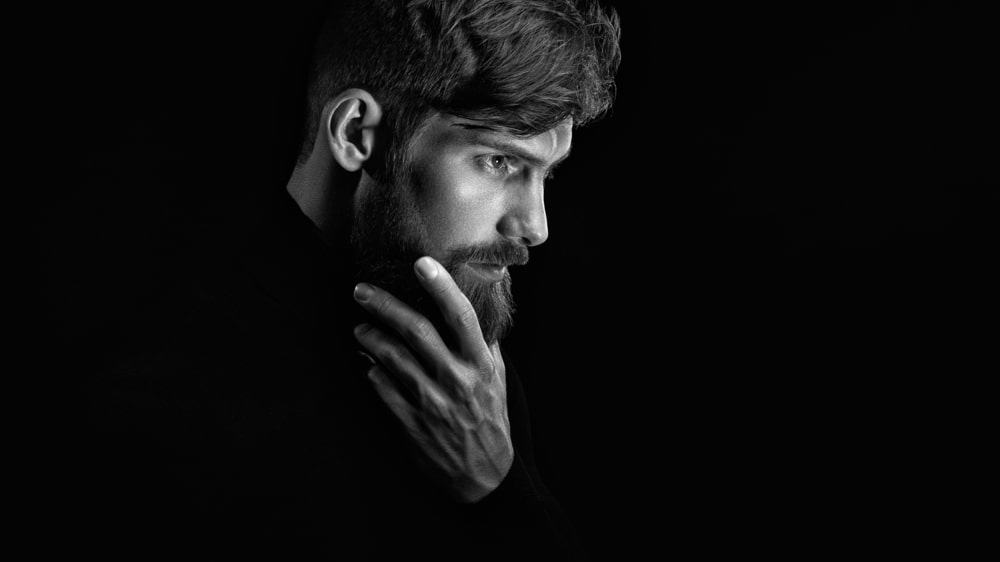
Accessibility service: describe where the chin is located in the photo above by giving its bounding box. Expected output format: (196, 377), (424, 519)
(451, 266), (516, 345)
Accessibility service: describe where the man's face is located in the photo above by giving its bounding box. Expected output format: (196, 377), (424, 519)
(350, 113), (573, 345)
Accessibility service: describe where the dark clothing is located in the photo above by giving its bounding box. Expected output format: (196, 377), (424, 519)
(80, 189), (582, 561)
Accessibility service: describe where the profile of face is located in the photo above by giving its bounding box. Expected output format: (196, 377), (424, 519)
(350, 113), (573, 345)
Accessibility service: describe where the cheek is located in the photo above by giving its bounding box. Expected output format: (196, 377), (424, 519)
(414, 152), (505, 249)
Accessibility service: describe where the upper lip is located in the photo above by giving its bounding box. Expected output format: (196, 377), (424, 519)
(469, 261), (505, 267)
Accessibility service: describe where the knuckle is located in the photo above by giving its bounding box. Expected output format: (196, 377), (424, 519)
(453, 369), (475, 390)
(373, 294), (393, 316)
(432, 280), (451, 296)
(381, 345), (404, 368)
(438, 362), (470, 390)
(453, 367), (478, 396)
(419, 386), (447, 412)
(479, 358), (498, 381)
(454, 304), (479, 330)
(406, 317), (435, 342)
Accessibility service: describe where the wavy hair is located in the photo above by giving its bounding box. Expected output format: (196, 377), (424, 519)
(297, 0), (621, 179)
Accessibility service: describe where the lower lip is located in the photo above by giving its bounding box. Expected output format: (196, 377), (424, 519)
(467, 263), (507, 282)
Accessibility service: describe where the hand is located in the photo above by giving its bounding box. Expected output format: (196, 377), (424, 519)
(352, 256), (513, 503)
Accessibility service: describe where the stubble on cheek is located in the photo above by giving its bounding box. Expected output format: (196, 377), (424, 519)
(352, 133), (518, 346)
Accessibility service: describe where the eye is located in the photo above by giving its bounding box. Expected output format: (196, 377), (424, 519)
(476, 154), (519, 177)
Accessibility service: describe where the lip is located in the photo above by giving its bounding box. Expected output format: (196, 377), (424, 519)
(466, 262), (507, 282)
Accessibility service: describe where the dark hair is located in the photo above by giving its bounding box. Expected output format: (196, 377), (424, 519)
(296, 0), (621, 178)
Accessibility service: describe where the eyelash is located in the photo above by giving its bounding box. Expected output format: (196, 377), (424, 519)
(477, 154), (519, 177)
(477, 154), (556, 181)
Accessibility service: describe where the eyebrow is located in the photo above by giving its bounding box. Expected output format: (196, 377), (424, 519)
(452, 123), (572, 173)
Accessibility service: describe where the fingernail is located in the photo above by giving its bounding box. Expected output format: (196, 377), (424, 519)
(415, 257), (438, 280)
(354, 283), (374, 302)
(356, 350), (375, 365)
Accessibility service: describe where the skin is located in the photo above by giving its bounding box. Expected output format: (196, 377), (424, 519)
(401, 112), (571, 259)
(353, 258), (513, 502)
(286, 89), (573, 502)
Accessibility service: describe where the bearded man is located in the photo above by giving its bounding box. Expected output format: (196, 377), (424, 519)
(83, 1), (620, 559)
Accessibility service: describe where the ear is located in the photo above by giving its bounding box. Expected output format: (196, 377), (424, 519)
(322, 88), (383, 172)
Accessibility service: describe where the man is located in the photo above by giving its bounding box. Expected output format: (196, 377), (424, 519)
(83, 0), (620, 559)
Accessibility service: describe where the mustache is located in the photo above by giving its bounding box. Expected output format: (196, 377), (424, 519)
(445, 239), (530, 268)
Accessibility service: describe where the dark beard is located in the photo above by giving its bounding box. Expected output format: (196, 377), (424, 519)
(349, 172), (528, 346)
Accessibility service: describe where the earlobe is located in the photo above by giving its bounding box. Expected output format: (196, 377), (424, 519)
(324, 89), (383, 172)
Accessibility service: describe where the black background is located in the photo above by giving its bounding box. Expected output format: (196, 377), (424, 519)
(45, 2), (996, 558)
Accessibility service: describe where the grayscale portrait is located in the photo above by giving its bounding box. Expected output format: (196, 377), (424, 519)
(43, 1), (995, 559)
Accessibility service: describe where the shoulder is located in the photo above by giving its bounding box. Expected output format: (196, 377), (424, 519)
(86, 229), (341, 440)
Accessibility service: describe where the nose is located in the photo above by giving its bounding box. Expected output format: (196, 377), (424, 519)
(498, 177), (548, 247)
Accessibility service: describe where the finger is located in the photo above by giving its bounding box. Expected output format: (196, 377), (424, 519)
(370, 365), (468, 476)
(353, 322), (449, 409)
(488, 342), (506, 384)
(488, 341), (503, 364)
(413, 256), (490, 359)
(353, 282), (452, 369)
(366, 365), (420, 433)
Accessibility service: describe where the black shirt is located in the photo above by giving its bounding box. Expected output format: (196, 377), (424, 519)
(80, 188), (584, 561)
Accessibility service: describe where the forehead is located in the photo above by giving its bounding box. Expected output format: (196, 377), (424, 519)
(414, 113), (573, 165)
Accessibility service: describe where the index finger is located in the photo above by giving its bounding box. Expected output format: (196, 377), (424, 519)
(413, 256), (491, 360)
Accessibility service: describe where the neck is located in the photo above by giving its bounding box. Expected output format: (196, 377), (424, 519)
(285, 153), (354, 248)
